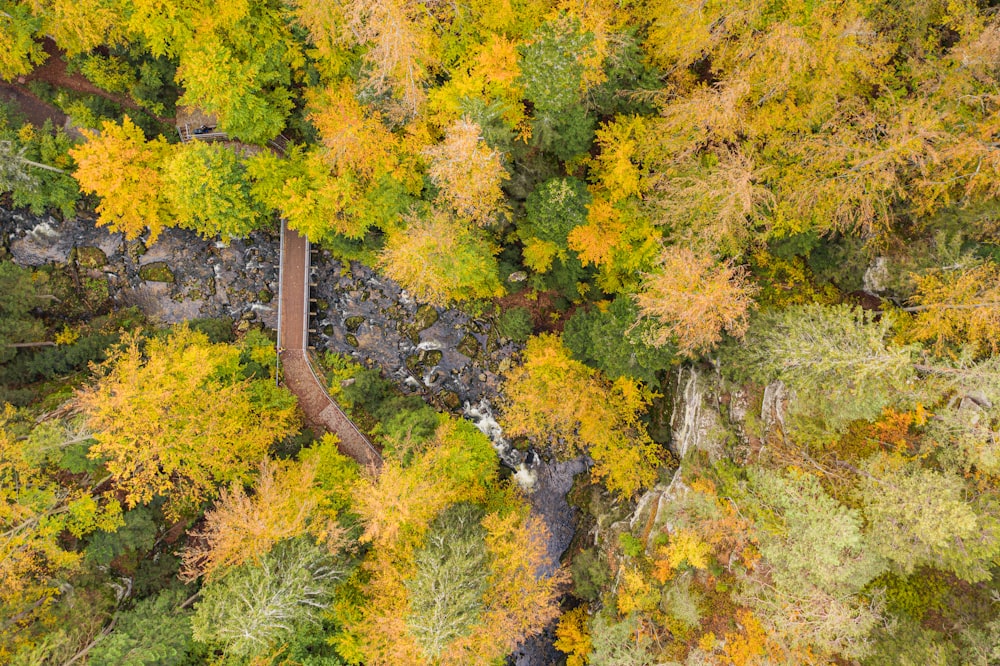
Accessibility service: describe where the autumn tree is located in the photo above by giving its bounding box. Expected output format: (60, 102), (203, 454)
(501, 333), (660, 497)
(69, 116), (174, 242)
(377, 209), (503, 306)
(162, 140), (266, 241)
(29, 0), (127, 56)
(0, 3), (45, 80)
(76, 327), (298, 518)
(336, 0), (439, 117)
(308, 81), (398, 181)
(0, 409), (122, 659)
(905, 261), (1000, 356)
(554, 607), (593, 666)
(182, 458), (333, 580)
(424, 119), (509, 226)
(636, 245), (758, 356)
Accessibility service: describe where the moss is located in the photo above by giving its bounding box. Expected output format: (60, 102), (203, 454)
(405, 349), (443, 375)
(323, 324), (334, 336)
(405, 354), (421, 374)
(345, 316), (365, 332)
(438, 390), (461, 410)
(457, 333), (481, 359)
(257, 289), (273, 303)
(413, 304), (439, 331)
(139, 262), (174, 283)
(345, 334), (359, 348)
(74, 246), (107, 269)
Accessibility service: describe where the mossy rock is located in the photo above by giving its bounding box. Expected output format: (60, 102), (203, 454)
(439, 390), (461, 410)
(139, 262), (174, 283)
(316, 299), (329, 311)
(345, 334), (359, 348)
(413, 304), (439, 331)
(405, 354), (421, 374)
(75, 246), (107, 269)
(257, 289), (273, 303)
(405, 349), (444, 375)
(345, 316), (365, 332)
(457, 333), (481, 359)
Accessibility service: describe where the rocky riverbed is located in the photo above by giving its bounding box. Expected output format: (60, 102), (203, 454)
(1, 209), (590, 664)
(0, 208), (281, 329)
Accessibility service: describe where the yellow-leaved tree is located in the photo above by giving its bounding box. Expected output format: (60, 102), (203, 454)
(377, 209), (504, 305)
(69, 116), (175, 242)
(501, 333), (661, 497)
(905, 262), (1000, 356)
(76, 327), (298, 518)
(0, 409), (122, 659)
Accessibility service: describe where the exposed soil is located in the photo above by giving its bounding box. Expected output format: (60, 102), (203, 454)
(496, 289), (579, 334)
(21, 38), (175, 124)
(0, 83), (67, 129)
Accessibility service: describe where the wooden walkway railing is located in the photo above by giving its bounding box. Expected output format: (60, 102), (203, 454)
(276, 219), (382, 470)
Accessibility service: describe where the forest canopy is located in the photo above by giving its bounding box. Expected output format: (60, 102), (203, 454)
(4, 0), (1000, 664)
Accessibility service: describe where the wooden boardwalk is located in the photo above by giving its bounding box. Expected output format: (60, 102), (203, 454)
(277, 219), (382, 470)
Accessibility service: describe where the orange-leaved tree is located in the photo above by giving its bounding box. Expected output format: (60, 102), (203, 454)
(905, 261), (1000, 356)
(424, 119), (509, 226)
(635, 245), (758, 356)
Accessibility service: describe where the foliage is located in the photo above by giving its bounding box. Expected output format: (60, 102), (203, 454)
(70, 116), (174, 241)
(404, 503), (489, 660)
(162, 141), (266, 241)
(860, 461), (1000, 583)
(501, 333), (660, 497)
(564, 297), (675, 384)
(0, 118), (79, 217)
(0, 261), (47, 364)
(588, 614), (659, 666)
(635, 246), (758, 356)
(739, 468), (888, 659)
(496, 306), (533, 343)
(76, 326), (298, 517)
(425, 119), (509, 226)
(192, 537), (343, 659)
(86, 587), (196, 666)
(0, 407), (122, 660)
(554, 607), (593, 666)
(377, 209), (504, 306)
(0, 2), (45, 80)
(906, 261), (1000, 357)
(728, 304), (916, 434)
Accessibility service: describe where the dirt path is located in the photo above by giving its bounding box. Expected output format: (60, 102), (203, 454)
(0, 84), (67, 129)
(277, 220), (382, 470)
(23, 39), (175, 124)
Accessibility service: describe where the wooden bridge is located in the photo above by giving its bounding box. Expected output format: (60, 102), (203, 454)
(276, 219), (383, 470)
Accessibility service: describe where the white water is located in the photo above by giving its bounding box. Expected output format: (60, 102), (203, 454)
(463, 398), (536, 491)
